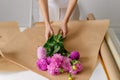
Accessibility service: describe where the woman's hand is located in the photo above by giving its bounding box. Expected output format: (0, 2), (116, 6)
(59, 22), (68, 38)
(39, 0), (53, 40)
(58, 0), (77, 38)
(45, 24), (54, 40)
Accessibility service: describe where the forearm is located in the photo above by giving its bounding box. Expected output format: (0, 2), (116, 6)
(38, 0), (50, 25)
(63, 0), (78, 23)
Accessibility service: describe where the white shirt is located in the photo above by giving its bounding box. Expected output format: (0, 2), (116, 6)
(48, 0), (69, 8)
(32, 0), (79, 23)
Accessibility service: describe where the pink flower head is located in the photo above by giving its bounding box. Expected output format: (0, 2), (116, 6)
(46, 57), (51, 64)
(50, 54), (63, 67)
(36, 58), (48, 71)
(37, 46), (46, 59)
(69, 62), (83, 74)
(47, 63), (60, 75)
(61, 57), (71, 72)
(69, 51), (80, 60)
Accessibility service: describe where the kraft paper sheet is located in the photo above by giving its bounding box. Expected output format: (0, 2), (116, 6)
(1, 20), (109, 80)
(87, 14), (120, 80)
(0, 22), (19, 49)
(0, 22), (25, 71)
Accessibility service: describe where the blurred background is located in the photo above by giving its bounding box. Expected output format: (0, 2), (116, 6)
(0, 0), (120, 28)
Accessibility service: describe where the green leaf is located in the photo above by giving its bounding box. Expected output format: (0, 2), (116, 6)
(53, 45), (60, 54)
(43, 33), (69, 56)
(60, 68), (64, 73)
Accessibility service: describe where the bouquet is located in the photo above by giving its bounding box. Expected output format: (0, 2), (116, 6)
(36, 34), (83, 80)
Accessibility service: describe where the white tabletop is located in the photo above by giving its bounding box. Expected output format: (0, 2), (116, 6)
(0, 27), (108, 80)
(0, 63), (107, 80)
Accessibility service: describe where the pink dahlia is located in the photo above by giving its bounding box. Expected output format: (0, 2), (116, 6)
(69, 51), (80, 60)
(36, 58), (48, 71)
(50, 54), (63, 67)
(61, 57), (71, 72)
(69, 62), (83, 74)
(37, 46), (46, 59)
(47, 63), (60, 75)
(46, 57), (51, 64)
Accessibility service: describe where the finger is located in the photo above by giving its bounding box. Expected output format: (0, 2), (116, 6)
(63, 32), (66, 38)
(58, 29), (63, 35)
(45, 32), (50, 41)
(63, 30), (67, 38)
(49, 31), (53, 38)
(45, 34), (48, 41)
(50, 30), (53, 35)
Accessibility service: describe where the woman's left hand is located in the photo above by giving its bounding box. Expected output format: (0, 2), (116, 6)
(59, 22), (68, 38)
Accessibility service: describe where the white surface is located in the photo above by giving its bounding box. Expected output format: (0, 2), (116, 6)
(0, 71), (48, 80)
(0, 27), (107, 80)
(0, 63), (107, 80)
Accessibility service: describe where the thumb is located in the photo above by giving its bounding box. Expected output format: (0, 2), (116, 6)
(50, 30), (53, 35)
(45, 32), (49, 41)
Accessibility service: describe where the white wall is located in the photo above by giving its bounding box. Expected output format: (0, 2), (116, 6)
(0, 0), (32, 27)
(78, 0), (120, 27)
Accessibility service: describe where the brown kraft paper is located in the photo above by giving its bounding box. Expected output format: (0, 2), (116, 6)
(0, 22), (25, 71)
(1, 20), (109, 80)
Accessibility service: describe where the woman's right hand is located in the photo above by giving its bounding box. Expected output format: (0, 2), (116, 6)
(45, 24), (54, 40)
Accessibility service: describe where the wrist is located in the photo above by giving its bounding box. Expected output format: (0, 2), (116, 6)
(45, 22), (51, 27)
(62, 17), (69, 24)
(62, 20), (68, 26)
(62, 20), (67, 24)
